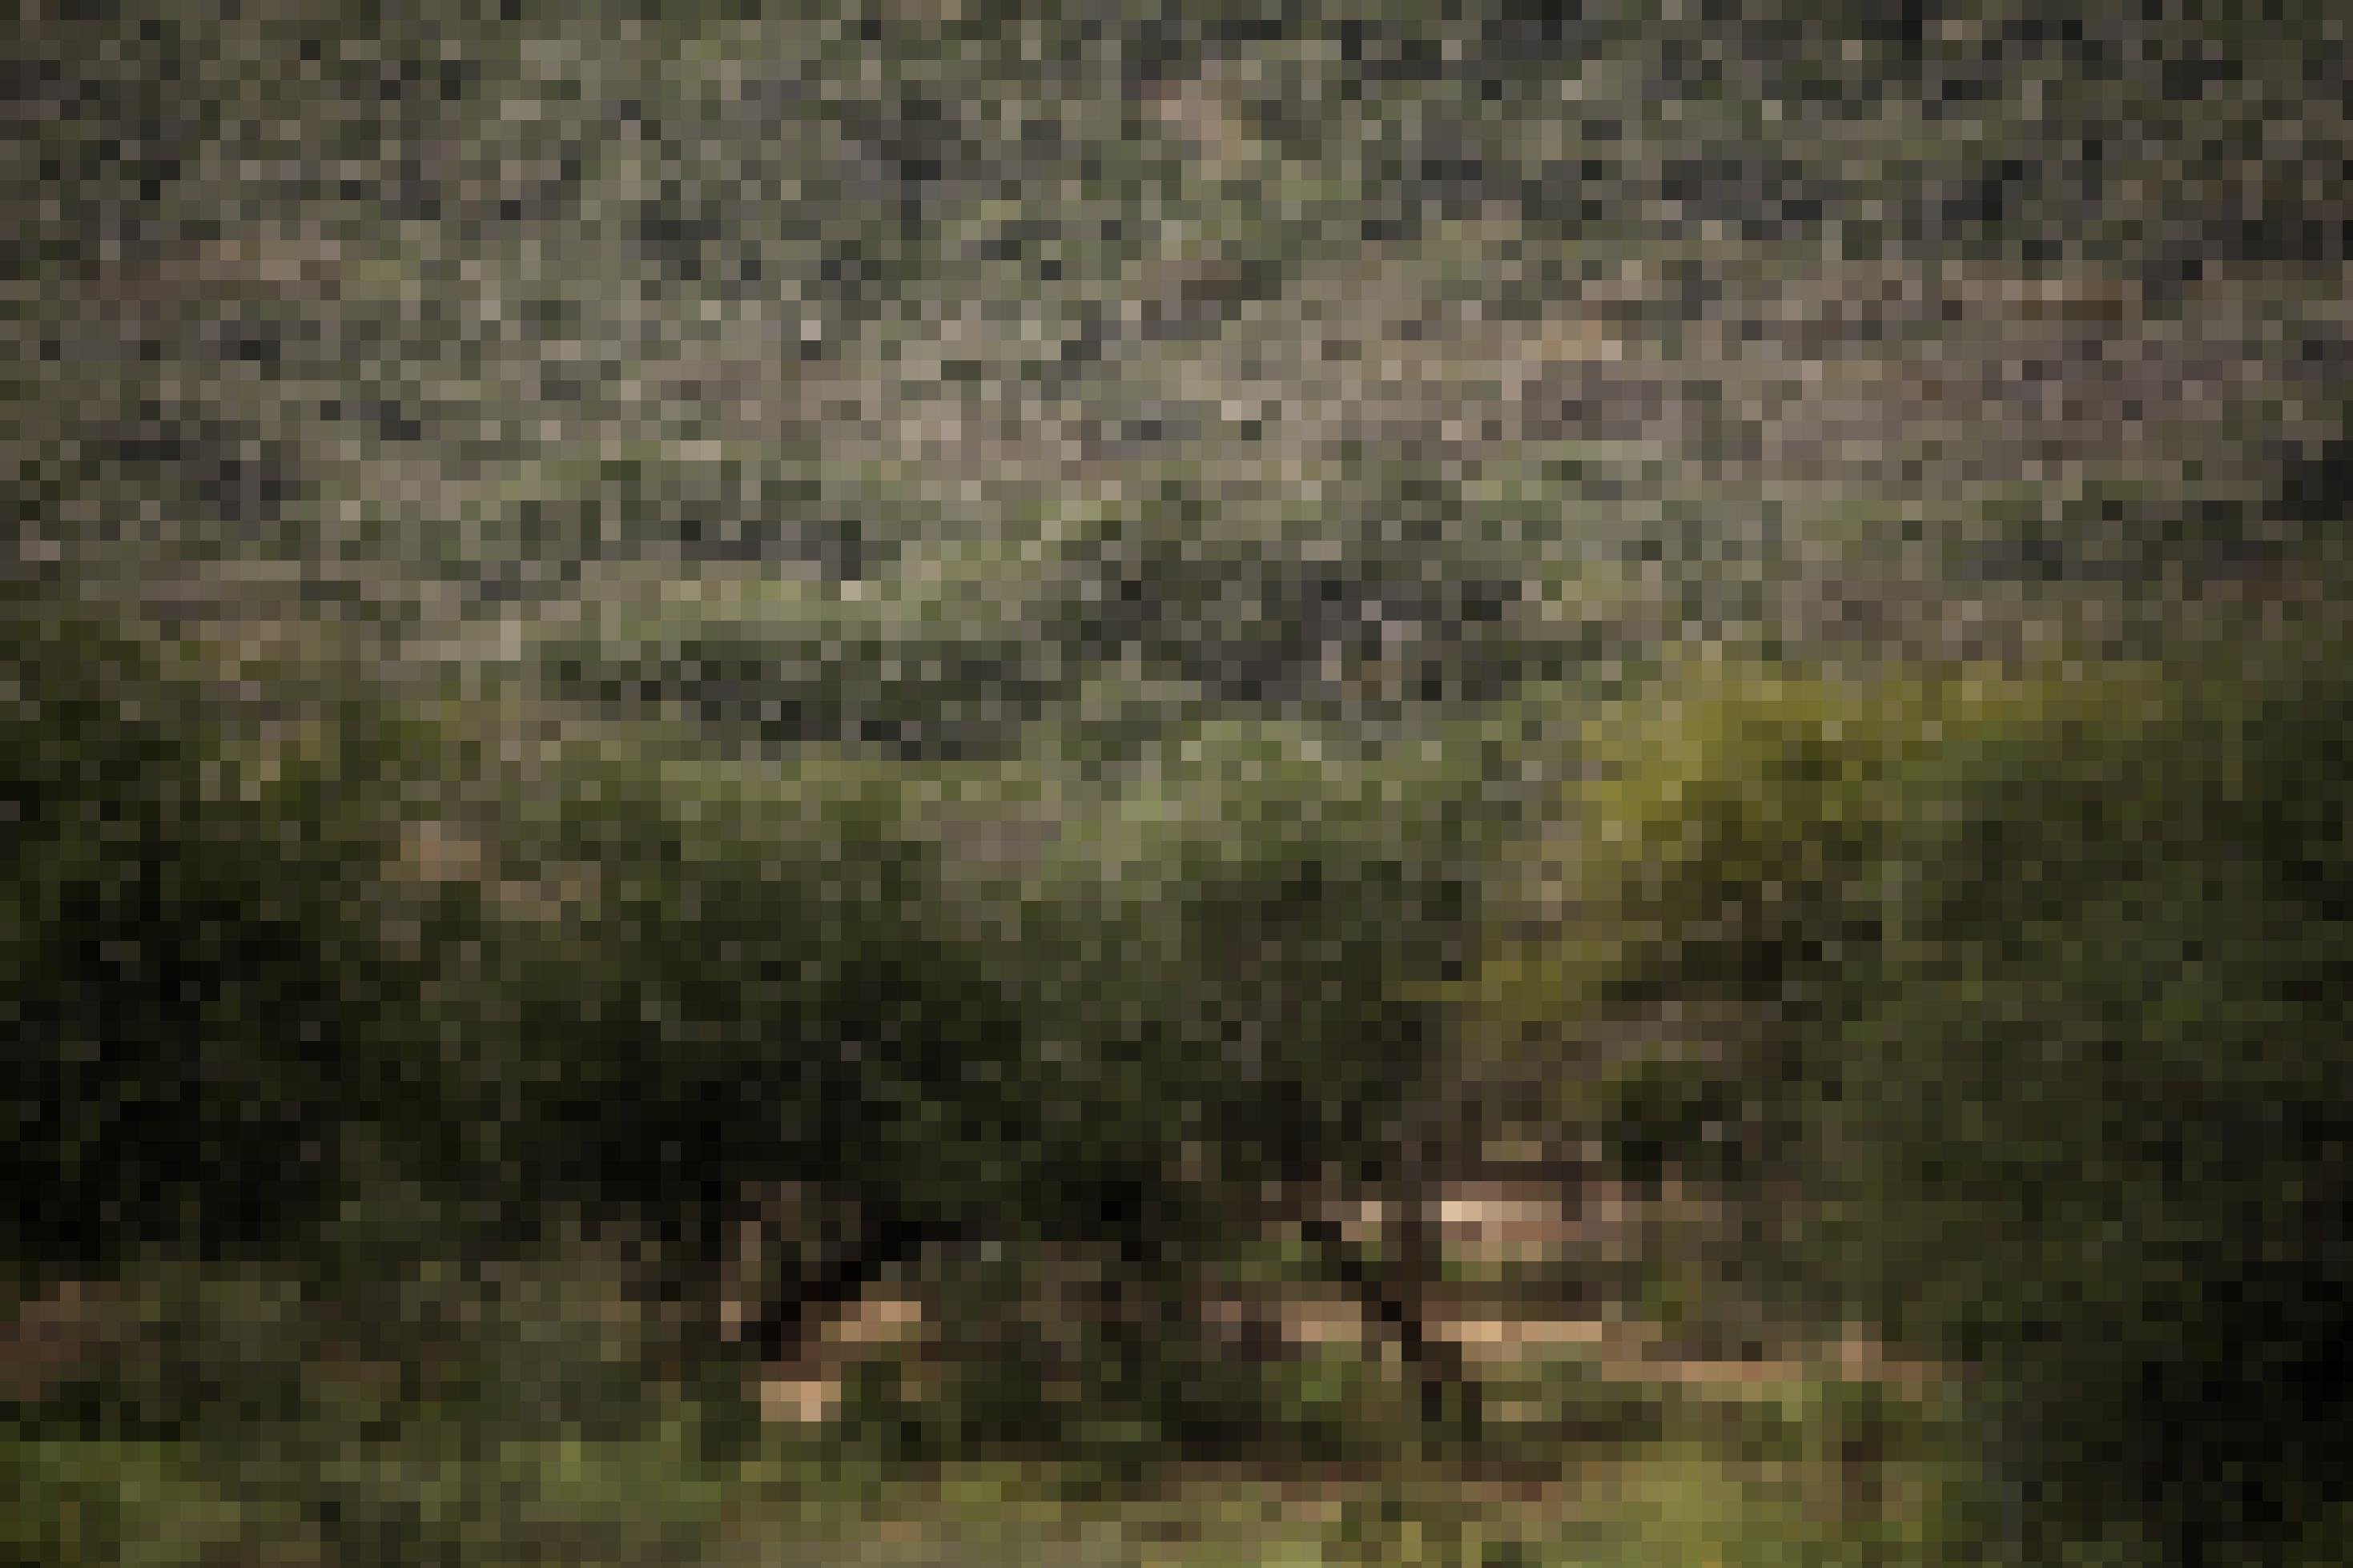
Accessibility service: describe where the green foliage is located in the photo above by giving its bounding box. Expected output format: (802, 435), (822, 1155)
(1811, 649), (2353, 1561)
(1451, 640), (2352, 1560)
(0, 601), (436, 1265)
(21, 6), (2351, 1559)
(1450, 656), (2172, 1162)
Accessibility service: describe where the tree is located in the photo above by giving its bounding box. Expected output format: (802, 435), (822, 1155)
(0, 594), (450, 1272)
(1459, 637), (2353, 1563)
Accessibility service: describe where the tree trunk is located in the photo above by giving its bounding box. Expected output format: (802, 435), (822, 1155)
(1303, 1136), (1482, 1448)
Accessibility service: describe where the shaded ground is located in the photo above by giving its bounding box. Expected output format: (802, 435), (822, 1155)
(8, 1260), (1969, 1568)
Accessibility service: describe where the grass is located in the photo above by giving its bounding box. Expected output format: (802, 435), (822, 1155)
(2, 1174), (2000, 1564)
(3, 1248), (1992, 1567)
(6, 1429), (1996, 1567)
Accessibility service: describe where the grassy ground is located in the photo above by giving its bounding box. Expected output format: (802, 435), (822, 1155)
(5, 1188), (1993, 1567)
(8, 1425), (1990, 1567)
